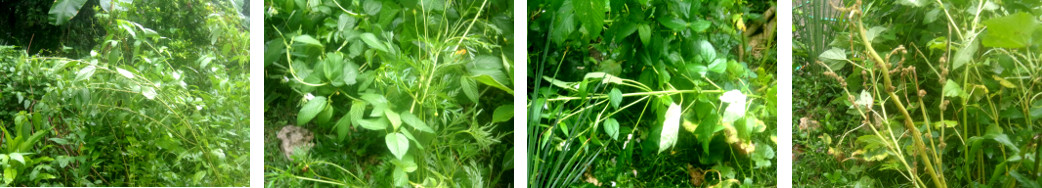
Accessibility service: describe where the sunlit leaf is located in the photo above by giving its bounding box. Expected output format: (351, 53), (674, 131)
(360, 33), (389, 52)
(386, 133), (409, 160)
(818, 47), (847, 70)
(400, 111), (434, 133)
(658, 103), (682, 154)
(385, 108), (402, 130)
(297, 96), (327, 125)
(75, 65), (95, 81)
(116, 68), (135, 79)
(942, 79), (964, 98)
(720, 90), (747, 124)
(982, 12), (1038, 48)
(608, 88), (622, 109)
(604, 118), (620, 140)
(357, 118), (389, 130)
(293, 35), (323, 48)
(460, 77), (479, 103)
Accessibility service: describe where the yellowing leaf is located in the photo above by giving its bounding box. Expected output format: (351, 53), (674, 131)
(993, 75), (1017, 88)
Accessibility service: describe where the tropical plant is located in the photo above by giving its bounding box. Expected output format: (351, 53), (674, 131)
(795, 0), (1042, 187)
(0, 0), (249, 186)
(263, 0), (514, 187)
(528, 0), (777, 187)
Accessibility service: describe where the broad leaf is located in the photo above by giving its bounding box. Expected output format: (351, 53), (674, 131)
(360, 33), (389, 52)
(942, 79), (964, 98)
(658, 103), (682, 154)
(952, 37), (978, 70)
(818, 47), (847, 70)
(75, 65), (95, 81)
(357, 118), (389, 130)
(48, 0), (89, 25)
(460, 77), (479, 103)
(386, 133), (409, 160)
(400, 111), (434, 133)
(982, 12), (1038, 48)
(335, 115), (351, 142)
(604, 118), (620, 140)
(297, 96), (327, 125)
(720, 90), (747, 124)
(293, 35), (324, 48)
(573, 0), (606, 37)
(608, 88), (622, 109)
(492, 105), (514, 123)
(384, 109), (402, 130)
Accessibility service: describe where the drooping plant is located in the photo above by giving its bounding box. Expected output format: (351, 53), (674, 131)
(799, 0), (1042, 186)
(528, 0), (777, 186)
(263, 0), (514, 187)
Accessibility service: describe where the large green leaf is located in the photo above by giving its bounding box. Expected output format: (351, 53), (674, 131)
(942, 79), (964, 98)
(293, 35), (324, 48)
(573, 0), (606, 37)
(384, 108), (402, 130)
(386, 133), (409, 160)
(335, 115), (351, 142)
(982, 12), (1038, 48)
(48, 0), (89, 25)
(468, 55), (512, 94)
(952, 37), (978, 70)
(296, 96), (327, 125)
(460, 77), (479, 103)
(551, 0), (577, 45)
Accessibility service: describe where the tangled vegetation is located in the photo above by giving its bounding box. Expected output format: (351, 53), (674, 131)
(794, 0), (1042, 187)
(0, 0), (249, 186)
(528, 0), (777, 187)
(263, 0), (514, 187)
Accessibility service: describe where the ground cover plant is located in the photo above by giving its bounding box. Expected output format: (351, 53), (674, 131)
(0, 0), (249, 186)
(794, 0), (1042, 187)
(263, 0), (514, 187)
(527, 0), (777, 186)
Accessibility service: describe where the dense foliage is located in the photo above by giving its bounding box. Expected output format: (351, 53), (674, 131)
(794, 0), (1042, 187)
(0, 0), (249, 186)
(263, 0), (514, 187)
(528, 0), (777, 187)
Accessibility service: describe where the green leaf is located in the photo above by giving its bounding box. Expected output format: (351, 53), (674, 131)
(360, 93), (389, 117)
(75, 65), (95, 81)
(942, 79), (963, 98)
(297, 96), (328, 125)
(818, 47), (848, 70)
(897, 0), (926, 7)
(550, 1), (576, 45)
(315, 104), (334, 125)
(386, 133), (409, 160)
(337, 13), (357, 31)
(492, 105), (514, 123)
(982, 12), (1038, 48)
(341, 61), (360, 86)
(658, 103), (682, 154)
(357, 118), (389, 130)
(658, 16), (688, 31)
(335, 115), (351, 142)
(608, 88), (622, 109)
(8, 153), (24, 165)
(400, 111), (434, 133)
(934, 120), (958, 129)
(468, 55), (509, 87)
(293, 35), (324, 48)
(637, 24), (652, 46)
(460, 77), (479, 103)
(573, 0), (606, 37)
(690, 19), (711, 32)
(384, 109), (402, 130)
(604, 118), (620, 140)
(952, 37), (978, 70)
(363, 0), (382, 15)
(349, 100), (366, 126)
(865, 26), (887, 43)
(697, 40), (716, 60)
(708, 58), (727, 74)
(3, 167), (14, 184)
(48, 0), (88, 25)
(360, 33), (389, 52)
